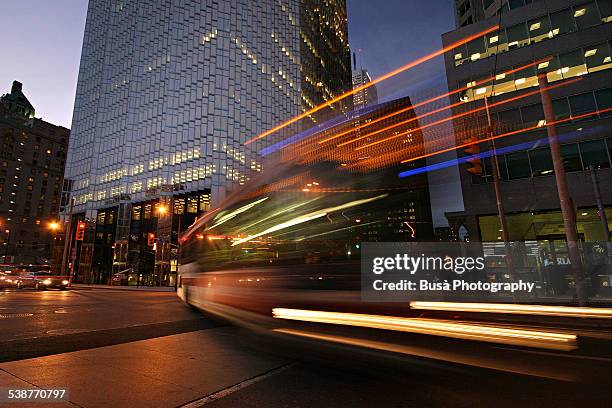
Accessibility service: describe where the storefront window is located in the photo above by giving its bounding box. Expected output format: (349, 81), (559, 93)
(132, 205), (141, 221)
(580, 139), (611, 169)
(143, 204), (151, 219)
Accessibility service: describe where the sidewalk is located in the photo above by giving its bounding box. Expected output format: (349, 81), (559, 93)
(0, 327), (288, 408)
(72, 283), (175, 292)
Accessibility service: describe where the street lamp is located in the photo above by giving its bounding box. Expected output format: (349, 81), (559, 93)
(156, 204), (169, 216)
(48, 221), (60, 232)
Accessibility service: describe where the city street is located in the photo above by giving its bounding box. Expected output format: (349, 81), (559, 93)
(1, 288), (610, 407)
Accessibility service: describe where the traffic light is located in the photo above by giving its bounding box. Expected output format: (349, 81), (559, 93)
(463, 138), (482, 176)
(147, 233), (156, 247)
(75, 221), (86, 241)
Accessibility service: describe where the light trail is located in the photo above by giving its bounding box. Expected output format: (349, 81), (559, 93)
(244, 25), (500, 145)
(272, 308), (578, 351)
(349, 77), (581, 151)
(318, 58), (551, 145)
(206, 197), (269, 231)
(410, 301), (612, 319)
(399, 106), (612, 165)
(231, 194), (387, 246)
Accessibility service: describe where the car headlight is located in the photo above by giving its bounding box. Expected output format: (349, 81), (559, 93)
(62, 280), (69, 285)
(6, 279), (12, 283)
(43, 279), (52, 285)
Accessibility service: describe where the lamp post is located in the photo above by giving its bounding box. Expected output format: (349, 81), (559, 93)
(4, 229), (11, 262)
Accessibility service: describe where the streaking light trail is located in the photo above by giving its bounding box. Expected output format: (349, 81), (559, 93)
(348, 77), (581, 151)
(272, 308), (578, 350)
(317, 59), (551, 146)
(231, 194), (388, 246)
(397, 107), (612, 179)
(245, 26), (500, 145)
(410, 301), (612, 319)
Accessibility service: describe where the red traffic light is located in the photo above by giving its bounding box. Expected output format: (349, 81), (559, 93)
(75, 221), (86, 241)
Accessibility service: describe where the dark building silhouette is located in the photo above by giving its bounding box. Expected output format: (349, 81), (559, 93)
(0, 81), (69, 263)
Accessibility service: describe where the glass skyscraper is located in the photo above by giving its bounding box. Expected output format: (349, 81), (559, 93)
(65, 0), (351, 284)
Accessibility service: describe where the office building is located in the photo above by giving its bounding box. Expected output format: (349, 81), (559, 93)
(0, 81), (69, 263)
(352, 69), (378, 109)
(442, 0), (612, 244)
(65, 0), (352, 285)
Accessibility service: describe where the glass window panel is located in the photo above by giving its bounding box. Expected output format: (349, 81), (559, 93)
(513, 65), (538, 90)
(487, 30), (507, 54)
(569, 92), (597, 119)
(573, 2), (601, 29)
(595, 88), (612, 116)
(509, 0), (525, 9)
(584, 42), (612, 73)
(498, 108), (522, 128)
(599, 0), (612, 22)
(529, 148), (554, 176)
(507, 151), (531, 179)
(492, 70), (516, 95)
(467, 37), (487, 61)
(580, 139), (610, 168)
(507, 23), (529, 49)
(454, 44), (468, 66)
(550, 9), (577, 36)
(553, 98), (571, 120)
(528, 15), (552, 43)
(544, 55), (564, 82)
(521, 104), (545, 126)
(561, 144), (583, 171)
(559, 49), (588, 78)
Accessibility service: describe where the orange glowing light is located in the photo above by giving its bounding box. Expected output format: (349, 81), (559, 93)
(400, 106), (612, 164)
(272, 308), (577, 351)
(245, 25), (500, 145)
(350, 77), (581, 151)
(318, 58), (552, 145)
(48, 221), (60, 231)
(410, 301), (612, 318)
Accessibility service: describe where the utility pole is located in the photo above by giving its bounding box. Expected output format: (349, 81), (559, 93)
(484, 97), (514, 282)
(60, 198), (74, 277)
(538, 73), (587, 305)
(589, 165), (612, 263)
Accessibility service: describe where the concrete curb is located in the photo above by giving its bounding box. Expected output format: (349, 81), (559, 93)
(72, 284), (176, 292)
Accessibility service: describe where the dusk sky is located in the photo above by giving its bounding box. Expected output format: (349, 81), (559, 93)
(0, 0), (459, 225)
(0, 0), (454, 129)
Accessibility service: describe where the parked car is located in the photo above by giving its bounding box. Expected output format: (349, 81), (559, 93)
(16, 271), (70, 290)
(111, 272), (128, 285)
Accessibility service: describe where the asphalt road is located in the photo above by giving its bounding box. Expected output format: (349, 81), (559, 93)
(1, 288), (610, 407)
(0, 288), (222, 362)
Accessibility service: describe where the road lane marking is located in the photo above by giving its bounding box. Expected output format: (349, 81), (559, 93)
(181, 363), (295, 407)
